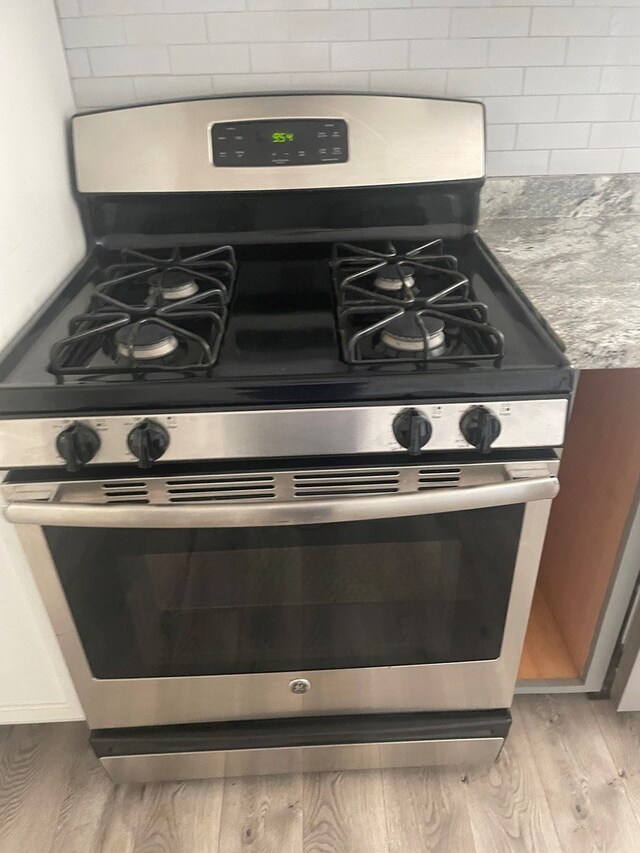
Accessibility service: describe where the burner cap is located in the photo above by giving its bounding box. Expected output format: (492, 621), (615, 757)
(374, 264), (415, 292)
(380, 314), (445, 353)
(115, 323), (179, 361)
(149, 269), (199, 301)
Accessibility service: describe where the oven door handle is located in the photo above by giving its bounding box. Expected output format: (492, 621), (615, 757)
(4, 476), (559, 528)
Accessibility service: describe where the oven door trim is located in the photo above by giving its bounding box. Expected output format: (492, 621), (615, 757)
(5, 473), (557, 527)
(7, 466), (556, 729)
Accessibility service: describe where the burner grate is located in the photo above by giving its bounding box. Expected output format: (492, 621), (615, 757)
(48, 245), (235, 380)
(331, 240), (505, 366)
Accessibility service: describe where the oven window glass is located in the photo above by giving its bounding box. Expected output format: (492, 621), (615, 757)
(45, 505), (524, 679)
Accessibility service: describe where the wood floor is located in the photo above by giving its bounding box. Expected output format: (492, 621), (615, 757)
(3, 695), (640, 852)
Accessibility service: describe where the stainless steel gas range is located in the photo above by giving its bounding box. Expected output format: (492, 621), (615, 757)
(0, 94), (573, 783)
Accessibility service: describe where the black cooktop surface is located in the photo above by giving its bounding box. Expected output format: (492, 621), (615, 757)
(0, 236), (573, 416)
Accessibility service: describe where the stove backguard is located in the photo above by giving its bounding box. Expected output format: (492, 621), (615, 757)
(81, 181), (484, 252)
(72, 94), (485, 250)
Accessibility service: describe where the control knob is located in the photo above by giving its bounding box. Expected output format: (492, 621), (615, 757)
(459, 406), (501, 453)
(56, 422), (101, 472)
(393, 408), (432, 455)
(127, 419), (170, 468)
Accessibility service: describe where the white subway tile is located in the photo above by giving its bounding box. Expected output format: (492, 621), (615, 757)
(447, 68), (523, 97)
(331, 41), (407, 71)
(289, 11), (368, 41)
(413, 0), (484, 5)
(252, 43), (329, 72)
(125, 14), (206, 45)
(621, 148), (640, 171)
(72, 76), (136, 108)
(516, 122), (590, 150)
(482, 95), (557, 124)
(65, 49), (91, 78)
(333, 0), (408, 6)
(430, 0), (571, 5)
(56, 0), (80, 16)
(524, 67), (600, 95)
(90, 44), (169, 75)
(164, 1), (244, 11)
(567, 38), (640, 67)
(410, 39), (488, 69)
(451, 9), (529, 39)
(576, 0), (638, 5)
(489, 38), (565, 68)
(61, 16), (125, 48)
(134, 75), (213, 101)
(531, 7), (610, 37)
(548, 148), (622, 174)
(290, 71), (370, 90)
(424, 0), (563, 5)
(486, 124), (516, 151)
(170, 44), (250, 74)
(610, 9), (640, 37)
(557, 94), (632, 123)
(601, 67), (640, 94)
(212, 73), (291, 93)
(53, 0), (640, 177)
(249, 0), (327, 8)
(490, 0), (575, 4)
(80, 0), (162, 12)
(369, 69), (447, 96)
(167, 1), (245, 10)
(590, 122), (640, 149)
(371, 9), (449, 40)
(486, 150), (550, 177)
(206, 12), (287, 43)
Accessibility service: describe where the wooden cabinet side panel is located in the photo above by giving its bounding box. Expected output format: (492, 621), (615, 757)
(538, 368), (640, 674)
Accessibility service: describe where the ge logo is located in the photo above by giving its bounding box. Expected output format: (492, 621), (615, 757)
(289, 679), (311, 695)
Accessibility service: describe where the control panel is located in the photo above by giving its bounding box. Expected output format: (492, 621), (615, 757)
(211, 118), (348, 167)
(0, 400), (568, 470)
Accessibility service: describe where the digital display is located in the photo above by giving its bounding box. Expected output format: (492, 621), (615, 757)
(212, 119), (348, 167)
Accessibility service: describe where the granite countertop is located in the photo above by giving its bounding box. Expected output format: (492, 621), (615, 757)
(480, 174), (640, 370)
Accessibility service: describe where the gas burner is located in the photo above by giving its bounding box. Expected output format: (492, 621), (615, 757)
(48, 245), (234, 380)
(380, 314), (445, 354)
(115, 322), (179, 361)
(149, 269), (199, 301)
(374, 264), (416, 293)
(333, 239), (505, 367)
(331, 240), (469, 307)
(97, 245), (236, 312)
(339, 302), (505, 366)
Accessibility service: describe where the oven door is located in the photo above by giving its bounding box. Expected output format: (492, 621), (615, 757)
(4, 458), (558, 729)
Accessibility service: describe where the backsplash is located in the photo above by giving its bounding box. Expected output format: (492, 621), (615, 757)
(55, 0), (640, 177)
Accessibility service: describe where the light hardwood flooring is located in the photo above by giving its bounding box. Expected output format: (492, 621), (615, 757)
(3, 695), (640, 852)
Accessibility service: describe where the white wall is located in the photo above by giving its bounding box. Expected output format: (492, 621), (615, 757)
(0, 0), (85, 723)
(55, 0), (640, 177)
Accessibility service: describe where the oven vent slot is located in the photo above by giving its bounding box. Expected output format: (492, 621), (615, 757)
(417, 468), (461, 490)
(165, 475), (276, 503)
(293, 469), (400, 498)
(101, 481), (150, 504)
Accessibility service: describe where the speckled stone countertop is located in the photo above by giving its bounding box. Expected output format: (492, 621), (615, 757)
(480, 174), (640, 369)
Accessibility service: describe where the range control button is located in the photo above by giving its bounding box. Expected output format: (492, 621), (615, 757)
(459, 406), (501, 453)
(393, 408), (432, 455)
(127, 419), (170, 469)
(56, 422), (101, 472)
